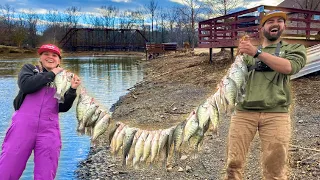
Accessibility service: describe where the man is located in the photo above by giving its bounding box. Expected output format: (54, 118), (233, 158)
(224, 10), (307, 179)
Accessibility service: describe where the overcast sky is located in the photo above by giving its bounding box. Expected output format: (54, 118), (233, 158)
(1, 0), (284, 13)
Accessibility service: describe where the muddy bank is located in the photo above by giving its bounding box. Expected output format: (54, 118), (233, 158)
(76, 50), (319, 180)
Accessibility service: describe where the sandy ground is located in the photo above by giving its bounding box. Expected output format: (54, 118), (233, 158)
(74, 49), (320, 180)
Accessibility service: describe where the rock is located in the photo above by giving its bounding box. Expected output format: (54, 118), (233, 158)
(166, 166), (173, 172)
(178, 167), (184, 172)
(180, 155), (188, 160)
(118, 171), (128, 174)
(108, 164), (115, 168)
(186, 165), (192, 172)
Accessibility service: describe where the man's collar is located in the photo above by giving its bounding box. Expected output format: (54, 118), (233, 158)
(263, 40), (287, 48)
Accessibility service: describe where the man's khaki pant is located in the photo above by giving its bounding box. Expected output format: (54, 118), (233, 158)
(224, 111), (291, 180)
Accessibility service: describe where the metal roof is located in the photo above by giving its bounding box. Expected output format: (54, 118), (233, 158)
(290, 44), (320, 80)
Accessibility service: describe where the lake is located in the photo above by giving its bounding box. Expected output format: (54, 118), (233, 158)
(0, 55), (143, 179)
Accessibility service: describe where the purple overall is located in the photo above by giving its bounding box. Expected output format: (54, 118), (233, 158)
(0, 86), (61, 180)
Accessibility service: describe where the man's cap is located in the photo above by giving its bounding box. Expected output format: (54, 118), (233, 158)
(261, 10), (287, 26)
(38, 44), (61, 58)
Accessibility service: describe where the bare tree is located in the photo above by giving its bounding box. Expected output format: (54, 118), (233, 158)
(159, 8), (168, 43)
(178, 0), (204, 49)
(166, 7), (179, 43)
(205, 0), (244, 17)
(0, 4), (16, 45)
(12, 14), (27, 47)
(131, 10), (144, 29)
(21, 9), (39, 47)
(0, 4), (15, 30)
(293, 0), (320, 11)
(99, 5), (118, 28)
(145, 0), (158, 42)
(65, 6), (81, 28)
(204, 0), (244, 52)
(83, 13), (103, 28)
(44, 9), (63, 44)
(119, 10), (134, 29)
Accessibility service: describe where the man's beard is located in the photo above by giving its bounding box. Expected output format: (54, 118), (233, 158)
(263, 25), (284, 41)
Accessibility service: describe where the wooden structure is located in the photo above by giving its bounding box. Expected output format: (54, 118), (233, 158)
(198, 5), (320, 63)
(59, 28), (148, 52)
(145, 43), (177, 60)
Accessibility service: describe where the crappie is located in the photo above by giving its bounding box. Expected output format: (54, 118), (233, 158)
(196, 101), (211, 136)
(219, 76), (238, 114)
(158, 129), (169, 156)
(207, 100), (219, 135)
(122, 127), (138, 166)
(106, 122), (120, 145)
(183, 110), (199, 143)
(127, 129), (143, 164)
(133, 130), (149, 167)
(91, 113), (111, 142)
(76, 88), (93, 123)
(110, 123), (126, 154)
(150, 130), (160, 164)
(166, 127), (175, 155)
(235, 55), (248, 75)
(115, 125), (127, 154)
(53, 70), (73, 102)
(59, 71), (73, 102)
(228, 64), (246, 102)
(87, 107), (104, 127)
(190, 128), (205, 155)
(141, 131), (154, 162)
(78, 102), (99, 133)
(173, 121), (186, 156)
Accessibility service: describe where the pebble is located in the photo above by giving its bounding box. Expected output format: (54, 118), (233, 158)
(108, 164), (115, 168)
(180, 155), (188, 160)
(178, 167), (184, 172)
(166, 166), (173, 172)
(186, 165), (192, 172)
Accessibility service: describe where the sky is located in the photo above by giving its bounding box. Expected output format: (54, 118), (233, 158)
(1, 0), (285, 14)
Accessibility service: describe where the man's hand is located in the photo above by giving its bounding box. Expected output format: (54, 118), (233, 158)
(238, 39), (258, 57)
(71, 75), (81, 89)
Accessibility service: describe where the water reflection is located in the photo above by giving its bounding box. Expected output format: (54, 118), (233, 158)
(0, 56), (143, 179)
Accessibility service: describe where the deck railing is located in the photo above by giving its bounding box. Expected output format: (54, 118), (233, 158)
(198, 5), (320, 48)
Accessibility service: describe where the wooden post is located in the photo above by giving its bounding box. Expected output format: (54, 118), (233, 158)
(209, 48), (213, 64)
(231, 47), (234, 60)
(146, 44), (148, 60)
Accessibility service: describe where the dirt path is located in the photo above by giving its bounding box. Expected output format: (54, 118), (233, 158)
(76, 50), (320, 180)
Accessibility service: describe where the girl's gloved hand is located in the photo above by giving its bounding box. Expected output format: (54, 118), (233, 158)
(71, 75), (81, 89)
(51, 67), (64, 75)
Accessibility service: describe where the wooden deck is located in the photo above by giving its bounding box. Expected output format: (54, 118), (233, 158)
(198, 5), (320, 51)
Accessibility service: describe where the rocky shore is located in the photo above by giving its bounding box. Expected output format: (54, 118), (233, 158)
(75, 50), (320, 180)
